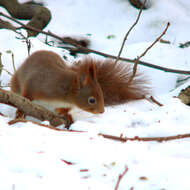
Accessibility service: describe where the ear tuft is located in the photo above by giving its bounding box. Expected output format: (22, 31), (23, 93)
(76, 57), (98, 87)
(88, 63), (97, 80)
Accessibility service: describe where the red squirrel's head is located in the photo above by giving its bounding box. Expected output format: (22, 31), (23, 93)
(72, 61), (104, 114)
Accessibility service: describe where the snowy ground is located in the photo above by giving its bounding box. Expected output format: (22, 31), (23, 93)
(0, 0), (190, 189)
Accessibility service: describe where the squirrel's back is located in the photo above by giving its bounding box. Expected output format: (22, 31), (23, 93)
(72, 57), (150, 106)
(11, 50), (105, 114)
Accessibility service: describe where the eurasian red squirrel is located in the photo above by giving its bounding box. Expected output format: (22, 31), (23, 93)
(10, 50), (150, 123)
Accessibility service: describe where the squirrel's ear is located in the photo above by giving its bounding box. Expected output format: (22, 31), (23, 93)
(83, 63), (97, 86)
(88, 63), (97, 80)
(80, 63), (96, 86)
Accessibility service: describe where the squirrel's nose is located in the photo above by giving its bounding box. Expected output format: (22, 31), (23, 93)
(99, 107), (105, 114)
(92, 107), (104, 114)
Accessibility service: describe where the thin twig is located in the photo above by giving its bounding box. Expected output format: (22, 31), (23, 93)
(6, 50), (16, 73)
(2, 68), (13, 76)
(149, 96), (163, 106)
(138, 22), (170, 61)
(11, 52), (16, 73)
(1, 12), (190, 75)
(99, 133), (190, 142)
(15, 30), (31, 55)
(115, 166), (129, 190)
(8, 118), (84, 133)
(0, 12), (79, 46)
(128, 22), (170, 84)
(115, 0), (146, 65)
(8, 118), (64, 130)
(26, 38), (31, 56)
(64, 47), (190, 75)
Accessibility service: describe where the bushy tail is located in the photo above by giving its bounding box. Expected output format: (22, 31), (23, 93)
(73, 57), (151, 106)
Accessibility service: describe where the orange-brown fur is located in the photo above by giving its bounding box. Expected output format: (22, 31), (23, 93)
(72, 57), (150, 106)
(11, 50), (104, 114)
(11, 50), (150, 118)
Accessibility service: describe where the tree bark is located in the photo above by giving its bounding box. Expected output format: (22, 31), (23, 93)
(0, 89), (70, 127)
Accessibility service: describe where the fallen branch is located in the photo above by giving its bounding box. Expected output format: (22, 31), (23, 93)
(8, 118), (64, 131)
(8, 118), (86, 133)
(99, 133), (190, 142)
(0, 88), (71, 127)
(149, 96), (163, 106)
(1, 12), (190, 75)
(115, 166), (129, 190)
(6, 111), (190, 142)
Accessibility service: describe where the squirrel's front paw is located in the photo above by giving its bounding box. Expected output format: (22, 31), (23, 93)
(55, 107), (74, 129)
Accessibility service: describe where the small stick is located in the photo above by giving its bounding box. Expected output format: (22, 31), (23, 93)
(99, 133), (190, 142)
(137, 22), (170, 61)
(115, 166), (129, 190)
(128, 22), (170, 84)
(149, 96), (163, 106)
(2, 68), (13, 76)
(8, 118), (85, 133)
(115, 0), (146, 65)
(26, 38), (31, 56)
(11, 51), (16, 73)
(1, 12), (190, 75)
(8, 118), (64, 131)
(15, 30), (31, 55)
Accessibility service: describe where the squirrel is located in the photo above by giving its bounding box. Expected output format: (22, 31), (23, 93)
(10, 50), (150, 125)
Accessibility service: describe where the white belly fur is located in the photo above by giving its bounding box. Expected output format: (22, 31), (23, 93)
(33, 100), (75, 112)
(32, 100), (94, 121)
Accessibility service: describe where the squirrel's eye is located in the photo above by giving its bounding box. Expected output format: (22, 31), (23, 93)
(88, 96), (96, 105)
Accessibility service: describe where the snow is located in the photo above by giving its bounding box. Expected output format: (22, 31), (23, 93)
(0, 0), (190, 189)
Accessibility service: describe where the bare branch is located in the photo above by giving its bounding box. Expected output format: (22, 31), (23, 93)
(8, 118), (85, 133)
(137, 22), (170, 61)
(115, 166), (129, 190)
(115, 0), (146, 64)
(128, 22), (170, 84)
(99, 133), (190, 142)
(0, 12), (190, 75)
